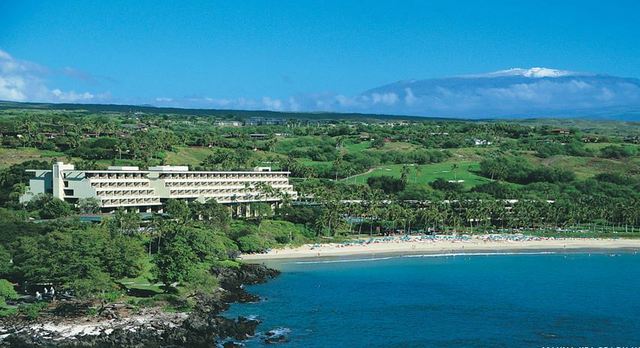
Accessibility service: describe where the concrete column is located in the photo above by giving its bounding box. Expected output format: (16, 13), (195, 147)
(52, 162), (74, 200)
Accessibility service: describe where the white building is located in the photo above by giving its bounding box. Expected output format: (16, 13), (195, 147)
(20, 162), (297, 215)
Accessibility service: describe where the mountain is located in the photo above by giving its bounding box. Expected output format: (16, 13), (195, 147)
(359, 68), (640, 119)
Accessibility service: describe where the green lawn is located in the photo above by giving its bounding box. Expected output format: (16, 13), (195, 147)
(343, 140), (421, 154)
(164, 146), (214, 166)
(0, 147), (68, 168)
(379, 141), (420, 152)
(300, 159), (332, 168)
(535, 154), (640, 180)
(343, 161), (490, 188)
(583, 142), (615, 150)
(343, 140), (371, 153)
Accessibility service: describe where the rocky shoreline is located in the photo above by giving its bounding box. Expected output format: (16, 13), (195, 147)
(0, 263), (280, 347)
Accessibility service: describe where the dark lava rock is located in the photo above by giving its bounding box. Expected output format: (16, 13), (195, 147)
(0, 264), (280, 347)
(263, 328), (291, 344)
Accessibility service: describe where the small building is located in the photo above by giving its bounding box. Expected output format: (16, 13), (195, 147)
(249, 133), (269, 139)
(245, 117), (287, 126)
(473, 138), (492, 146)
(550, 128), (570, 135)
(215, 120), (243, 127)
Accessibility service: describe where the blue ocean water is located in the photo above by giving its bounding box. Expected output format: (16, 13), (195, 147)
(226, 252), (640, 347)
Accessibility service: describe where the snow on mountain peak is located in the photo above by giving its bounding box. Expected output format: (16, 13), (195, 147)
(467, 67), (577, 78)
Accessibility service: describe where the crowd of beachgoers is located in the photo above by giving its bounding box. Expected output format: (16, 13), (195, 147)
(311, 234), (561, 250)
(241, 233), (640, 260)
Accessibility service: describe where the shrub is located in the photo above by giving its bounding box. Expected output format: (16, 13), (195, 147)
(0, 279), (17, 307)
(367, 176), (406, 194)
(237, 234), (272, 253)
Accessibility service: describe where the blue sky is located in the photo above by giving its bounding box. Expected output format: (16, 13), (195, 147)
(1, 0), (639, 114)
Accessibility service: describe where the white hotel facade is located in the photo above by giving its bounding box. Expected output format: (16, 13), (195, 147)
(20, 162), (297, 215)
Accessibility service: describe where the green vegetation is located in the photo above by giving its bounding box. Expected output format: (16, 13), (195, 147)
(0, 102), (640, 319)
(345, 162), (489, 188)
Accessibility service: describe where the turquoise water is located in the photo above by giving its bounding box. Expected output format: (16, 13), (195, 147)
(226, 252), (640, 347)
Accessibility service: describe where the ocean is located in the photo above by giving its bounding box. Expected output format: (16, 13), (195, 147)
(225, 252), (640, 347)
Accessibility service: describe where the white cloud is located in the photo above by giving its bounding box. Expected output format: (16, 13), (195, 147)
(0, 48), (108, 103)
(404, 88), (417, 105)
(467, 67), (578, 78)
(148, 67), (639, 118)
(261, 97), (283, 110)
(371, 92), (398, 105)
(50, 89), (95, 102)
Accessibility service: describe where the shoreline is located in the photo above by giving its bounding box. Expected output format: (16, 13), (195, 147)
(240, 236), (640, 261)
(0, 264), (280, 347)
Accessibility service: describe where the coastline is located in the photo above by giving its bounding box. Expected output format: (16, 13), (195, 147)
(0, 264), (280, 347)
(240, 236), (640, 261)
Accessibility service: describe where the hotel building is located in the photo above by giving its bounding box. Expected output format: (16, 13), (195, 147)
(20, 162), (297, 215)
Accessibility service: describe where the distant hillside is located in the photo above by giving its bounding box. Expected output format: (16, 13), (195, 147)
(360, 68), (640, 120)
(0, 100), (462, 122)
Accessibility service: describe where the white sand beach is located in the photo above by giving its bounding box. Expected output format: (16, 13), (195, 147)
(240, 235), (640, 260)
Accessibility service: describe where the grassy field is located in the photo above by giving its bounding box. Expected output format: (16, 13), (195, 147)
(300, 159), (332, 168)
(343, 140), (371, 153)
(343, 140), (422, 154)
(533, 154), (640, 179)
(164, 146), (214, 166)
(343, 161), (490, 188)
(0, 147), (69, 168)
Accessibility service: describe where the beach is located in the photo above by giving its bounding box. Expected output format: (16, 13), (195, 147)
(240, 235), (640, 260)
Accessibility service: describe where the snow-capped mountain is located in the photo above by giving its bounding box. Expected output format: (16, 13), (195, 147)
(463, 67), (582, 78)
(357, 68), (640, 119)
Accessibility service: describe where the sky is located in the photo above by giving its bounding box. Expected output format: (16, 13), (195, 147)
(1, 0), (640, 115)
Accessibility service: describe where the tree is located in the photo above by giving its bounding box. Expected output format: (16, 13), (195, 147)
(198, 199), (231, 229)
(165, 199), (190, 223)
(38, 197), (73, 219)
(102, 235), (145, 279)
(78, 197), (102, 214)
(400, 165), (410, 184)
(479, 157), (508, 180)
(367, 176), (406, 194)
(0, 279), (17, 307)
(430, 178), (463, 192)
(599, 145), (636, 159)
(250, 203), (273, 220)
(153, 224), (238, 288)
(12, 226), (144, 297)
(153, 232), (197, 286)
(107, 208), (141, 235)
(370, 137), (385, 149)
(237, 234), (272, 253)
(0, 245), (11, 276)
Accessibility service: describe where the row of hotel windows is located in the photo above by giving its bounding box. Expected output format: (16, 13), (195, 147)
(95, 189), (156, 197)
(84, 172), (290, 180)
(167, 188), (294, 197)
(100, 197), (161, 206)
(168, 188), (279, 195)
(158, 173), (288, 180)
(86, 173), (147, 180)
(91, 181), (152, 188)
(163, 181), (290, 188)
(167, 191), (277, 201)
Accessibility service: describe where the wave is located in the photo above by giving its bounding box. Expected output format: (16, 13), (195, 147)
(289, 251), (559, 264)
(402, 251), (557, 258)
(291, 256), (395, 264)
